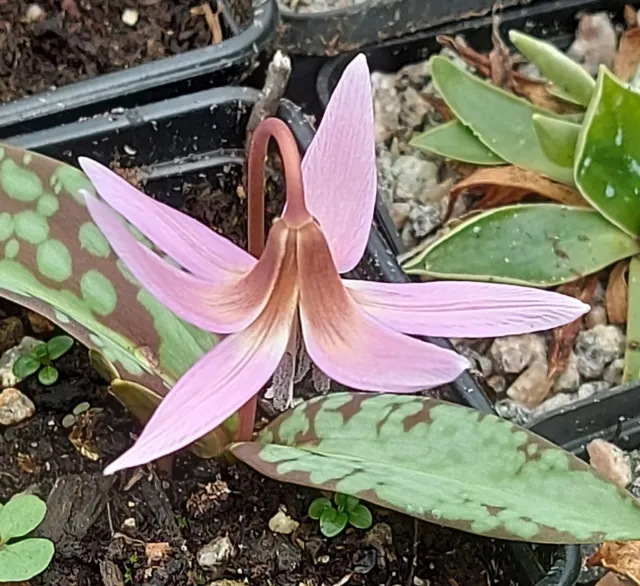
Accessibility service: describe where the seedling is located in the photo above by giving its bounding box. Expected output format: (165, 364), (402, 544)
(308, 493), (372, 538)
(0, 494), (54, 582)
(13, 335), (74, 386)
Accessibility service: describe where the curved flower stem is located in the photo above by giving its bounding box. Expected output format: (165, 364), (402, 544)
(236, 117), (304, 442)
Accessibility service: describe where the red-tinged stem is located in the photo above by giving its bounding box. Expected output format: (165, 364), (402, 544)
(236, 117), (304, 442)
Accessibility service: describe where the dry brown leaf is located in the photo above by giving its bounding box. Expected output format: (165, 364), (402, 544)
(607, 260), (630, 325)
(488, 5), (512, 88)
(421, 94), (454, 121)
(450, 166), (587, 208)
(625, 5), (639, 28)
(547, 277), (598, 382)
(614, 28), (640, 82)
(589, 542), (640, 585)
(511, 78), (583, 114)
(145, 542), (172, 563)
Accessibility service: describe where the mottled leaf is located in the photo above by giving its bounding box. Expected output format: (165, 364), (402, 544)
(38, 365), (58, 386)
(532, 114), (580, 169)
(0, 538), (54, 581)
(509, 31), (595, 106)
(402, 204), (640, 287)
(0, 494), (46, 541)
(410, 120), (505, 165)
(0, 145), (231, 456)
(46, 335), (74, 360)
(624, 257), (640, 383)
(231, 393), (640, 543)
(575, 67), (640, 236)
(430, 56), (574, 185)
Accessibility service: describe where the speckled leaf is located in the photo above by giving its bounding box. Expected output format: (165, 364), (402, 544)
(509, 31), (595, 106)
(0, 539), (54, 581)
(410, 120), (506, 165)
(230, 393), (640, 543)
(575, 67), (640, 236)
(0, 145), (232, 456)
(402, 204), (640, 287)
(430, 56), (574, 185)
(532, 114), (580, 169)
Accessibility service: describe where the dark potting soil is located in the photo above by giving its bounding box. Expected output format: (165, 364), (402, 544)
(0, 0), (231, 103)
(0, 164), (523, 586)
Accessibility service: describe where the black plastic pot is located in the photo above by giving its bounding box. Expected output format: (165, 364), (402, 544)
(277, 0), (560, 57)
(0, 0), (278, 141)
(5, 84), (578, 586)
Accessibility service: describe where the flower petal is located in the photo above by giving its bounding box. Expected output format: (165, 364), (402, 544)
(104, 239), (300, 474)
(344, 280), (590, 337)
(301, 54), (376, 274)
(297, 223), (468, 392)
(87, 195), (291, 334)
(79, 157), (256, 280)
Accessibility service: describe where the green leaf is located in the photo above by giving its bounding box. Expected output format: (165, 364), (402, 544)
(0, 494), (47, 541)
(334, 493), (359, 513)
(575, 67), (640, 236)
(12, 354), (41, 379)
(625, 257), (640, 383)
(410, 120), (506, 165)
(348, 504), (373, 529)
(320, 507), (348, 538)
(547, 83), (585, 106)
(231, 393), (640, 543)
(31, 342), (48, 361)
(532, 114), (580, 169)
(402, 204), (640, 286)
(308, 497), (332, 520)
(509, 31), (595, 107)
(430, 56), (573, 185)
(46, 335), (74, 360)
(0, 538), (54, 581)
(38, 365), (58, 386)
(0, 145), (235, 456)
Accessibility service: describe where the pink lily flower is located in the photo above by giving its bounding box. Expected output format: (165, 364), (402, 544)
(79, 55), (588, 475)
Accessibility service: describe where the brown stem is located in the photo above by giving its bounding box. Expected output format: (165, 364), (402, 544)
(236, 117), (304, 442)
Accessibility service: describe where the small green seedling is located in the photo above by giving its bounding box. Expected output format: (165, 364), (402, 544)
(0, 494), (54, 582)
(308, 493), (372, 538)
(13, 335), (74, 386)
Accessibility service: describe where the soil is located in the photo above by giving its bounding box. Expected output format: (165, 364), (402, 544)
(279, 0), (367, 15)
(0, 0), (231, 103)
(0, 164), (534, 585)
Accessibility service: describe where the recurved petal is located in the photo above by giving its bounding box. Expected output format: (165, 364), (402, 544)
(301, 54), (376, 274)
(103, 253), (300, 474)
(86, 195), (291, 334)
(344, 280), (590, 337)
(297, 222), (469, 392)
(79, 157), (256, 280)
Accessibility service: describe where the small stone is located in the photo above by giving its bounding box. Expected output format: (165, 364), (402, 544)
(25, 3), (45, 22)
(392, 156), (439, 203)
(208, 581), (245, 586)
(0, 317), (25, 355)
(577, 380), (611, 399)
(268, 509), (299, 535)
(490, 334), (546, 375)
(587, 439), (631, 488)
(371, 72), (401, 143)
(506, 358), (550, 408)
(399, 86), (431, 129)
(495, 399), (532, 425)
(575, 325), (625, 379)
(585, 305), (608, 328)
(0, 388), (35, 425)
(121, 8), (139, 26)
(27, 311), (55, 334)
(122, 517), (136, 529)
(553, 352), (581, 393)
(534, 392), (573, 414)
(197, 536), (235, 571)
(389, 202), (412, 230)
(595, 572), (635, 586)
(486, 374), (506, 395)
(407, 203), (441, 238)
(604, 358), (624, 386)
(568, 12), (617, 76)
(145, 542), (171, 563)
(398, 60), (431, 85)
(376, 145), (395, 206)
(0, 336), (45, 388)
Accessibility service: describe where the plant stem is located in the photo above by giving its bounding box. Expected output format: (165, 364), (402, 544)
(236, 117), (304, 443)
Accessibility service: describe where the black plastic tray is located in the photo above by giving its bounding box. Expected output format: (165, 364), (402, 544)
(277, 0), (571, 57)
(0, 0), (278, 141)
(5, 84), (579, 586)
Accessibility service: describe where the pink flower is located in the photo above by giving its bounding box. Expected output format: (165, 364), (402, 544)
(79, 55), (588, 474)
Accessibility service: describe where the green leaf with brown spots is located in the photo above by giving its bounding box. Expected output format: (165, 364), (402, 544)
(230, 393), (640, 543)
(402, 204), (640, 287)
(430, 56), (574, 185)
(575, 67), (640, 237)
(0, 145), (234, 456)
